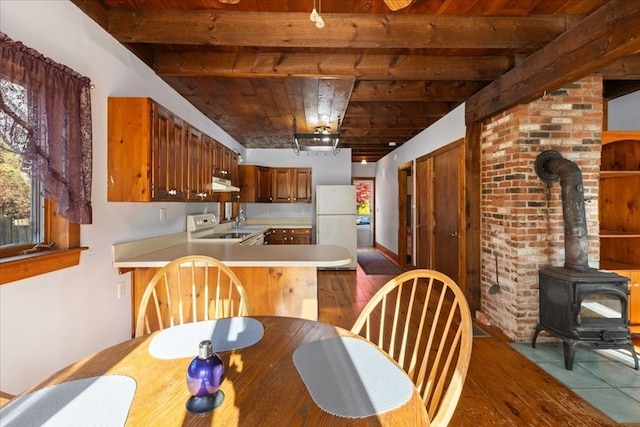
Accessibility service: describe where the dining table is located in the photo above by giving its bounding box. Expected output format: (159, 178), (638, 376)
(0, 316), (430, 426)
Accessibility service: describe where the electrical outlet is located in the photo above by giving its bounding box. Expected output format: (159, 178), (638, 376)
(159, 208), (166, 222)
(117, 282), (125, 299)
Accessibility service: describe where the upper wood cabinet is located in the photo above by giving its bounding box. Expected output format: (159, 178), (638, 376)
(292, 168), (312, 203)
(272, 168), (293, 203)
(272, 167), (312, 203)
(240, 166), (312, 203)
(108, 97), (183, 201)
(239, 165), (273, 202)
(108, 97), (232, 203)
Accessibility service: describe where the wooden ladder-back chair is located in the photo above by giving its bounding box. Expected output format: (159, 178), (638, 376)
(135, 255), (251, 337)
(351, 269), (473, 426)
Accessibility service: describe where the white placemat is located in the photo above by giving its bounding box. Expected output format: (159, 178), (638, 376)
(292, 337), (414, 418)
(0, 374), (136, 427)
(149, 317), (264, 359)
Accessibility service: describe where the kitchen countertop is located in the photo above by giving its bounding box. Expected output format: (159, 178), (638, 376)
(112, 232), (351, 269)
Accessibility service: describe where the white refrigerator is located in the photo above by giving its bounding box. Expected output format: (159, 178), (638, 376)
(316, 185), (357, 270)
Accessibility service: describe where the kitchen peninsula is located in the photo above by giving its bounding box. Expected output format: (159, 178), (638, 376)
(113, 232), (352, 335)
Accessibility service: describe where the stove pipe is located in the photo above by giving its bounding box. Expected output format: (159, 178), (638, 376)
(534, 150), (589, 272)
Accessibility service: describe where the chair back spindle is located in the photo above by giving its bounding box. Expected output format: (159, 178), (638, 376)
(135, 255), (250, 337)
(351, 269), (472, 426)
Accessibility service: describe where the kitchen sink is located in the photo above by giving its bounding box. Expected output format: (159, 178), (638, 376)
(233, 226), (268, 233)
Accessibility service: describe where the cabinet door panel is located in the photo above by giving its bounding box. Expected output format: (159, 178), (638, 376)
(273, 168), (292, 202)
(152, 104), (171, 200)
(257, 166), (273, 202)
(293, 169), (312, 203)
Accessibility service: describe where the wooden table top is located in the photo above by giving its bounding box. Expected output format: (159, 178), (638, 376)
(17, 316), (429, 426)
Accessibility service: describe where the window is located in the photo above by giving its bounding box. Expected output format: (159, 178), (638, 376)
(0, 32), (92, 284)
(0, 80), (44, 254)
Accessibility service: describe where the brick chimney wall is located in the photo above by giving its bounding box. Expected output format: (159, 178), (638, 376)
(479, 75), (604, 341)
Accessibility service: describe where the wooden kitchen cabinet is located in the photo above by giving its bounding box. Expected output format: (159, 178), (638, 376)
(599, 131), (640, 330)
(265, 228), (311, 245)
(239, 165), (273, 202)
(108, 97), (236, 203)
(186, 128), (215, 202)
(292, 168), (312, 203)
(108, 97), (186, 201)
(272, 167), (312, 203)
(241, 166), (311, 203)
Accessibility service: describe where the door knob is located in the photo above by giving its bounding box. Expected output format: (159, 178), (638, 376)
(450, 232), (459, 237)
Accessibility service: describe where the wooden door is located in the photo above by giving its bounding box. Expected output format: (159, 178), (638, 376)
(415, 156), (431, 268)
(414, 139), (464, 285)
(397, 163), (412, 267)
(433, 142), (463, 284)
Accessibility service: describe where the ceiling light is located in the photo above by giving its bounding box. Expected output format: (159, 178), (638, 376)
(389, 141), (397, 146)
(361, 159), (367, 165)
(310, 0), (324, 29)
(293, 117), (341, 156)
(309, 8), (319, 22)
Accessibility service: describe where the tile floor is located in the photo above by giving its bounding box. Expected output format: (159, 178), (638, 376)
(511, 342), (640, 424)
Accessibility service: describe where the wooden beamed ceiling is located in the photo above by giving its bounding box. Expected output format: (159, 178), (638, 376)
(70, 0), (640, 162)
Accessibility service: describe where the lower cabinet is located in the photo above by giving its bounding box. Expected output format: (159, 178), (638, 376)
(265, 228), (311, 245)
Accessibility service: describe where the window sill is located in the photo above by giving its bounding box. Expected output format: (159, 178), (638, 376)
(0, 247), (88, 285)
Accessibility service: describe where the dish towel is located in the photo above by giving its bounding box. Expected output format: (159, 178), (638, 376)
(0, 375), (136, 427)
(149, 317), (264, 359)
(293, 337), (414, 418)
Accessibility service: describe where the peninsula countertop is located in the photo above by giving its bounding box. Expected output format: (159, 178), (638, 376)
(112, 232), (352, 268)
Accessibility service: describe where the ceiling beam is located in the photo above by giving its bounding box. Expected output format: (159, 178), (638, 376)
(350, 80), (488, 101)
(103, 10), (577, 49)
(465, 0), (640, 125)
(346, 101), (454, 117)
(599, 55), (640, 79)
(154, 52), (511, 80)
(341, 116), (439, 128)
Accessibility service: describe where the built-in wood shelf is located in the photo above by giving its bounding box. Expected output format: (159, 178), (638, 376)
(600, 230), (640, 238)
(600, 171), (640, 178)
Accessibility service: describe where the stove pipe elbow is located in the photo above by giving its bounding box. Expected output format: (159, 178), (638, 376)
(534, 150), (590, 272)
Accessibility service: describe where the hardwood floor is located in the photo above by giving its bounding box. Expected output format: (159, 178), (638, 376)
(317, 266), (632, 427)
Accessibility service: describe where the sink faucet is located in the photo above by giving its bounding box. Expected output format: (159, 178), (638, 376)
(234, 210), (245, 229)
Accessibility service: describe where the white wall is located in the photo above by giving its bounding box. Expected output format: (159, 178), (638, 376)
(0, 1), (243, 394)
(351, 162), (377, 178)
(608, 90), (640, 130)
(373, 105), (466, 253)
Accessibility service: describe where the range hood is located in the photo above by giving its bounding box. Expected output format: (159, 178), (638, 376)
(211, 176), (240, 192)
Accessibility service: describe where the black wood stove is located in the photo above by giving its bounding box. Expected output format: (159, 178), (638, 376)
(532, 151), (638, 370)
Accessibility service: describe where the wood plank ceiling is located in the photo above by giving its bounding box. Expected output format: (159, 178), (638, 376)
(70, 0), (640, 162)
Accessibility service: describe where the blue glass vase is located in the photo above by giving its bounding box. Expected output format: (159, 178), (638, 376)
(185, 340), (225, 414)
